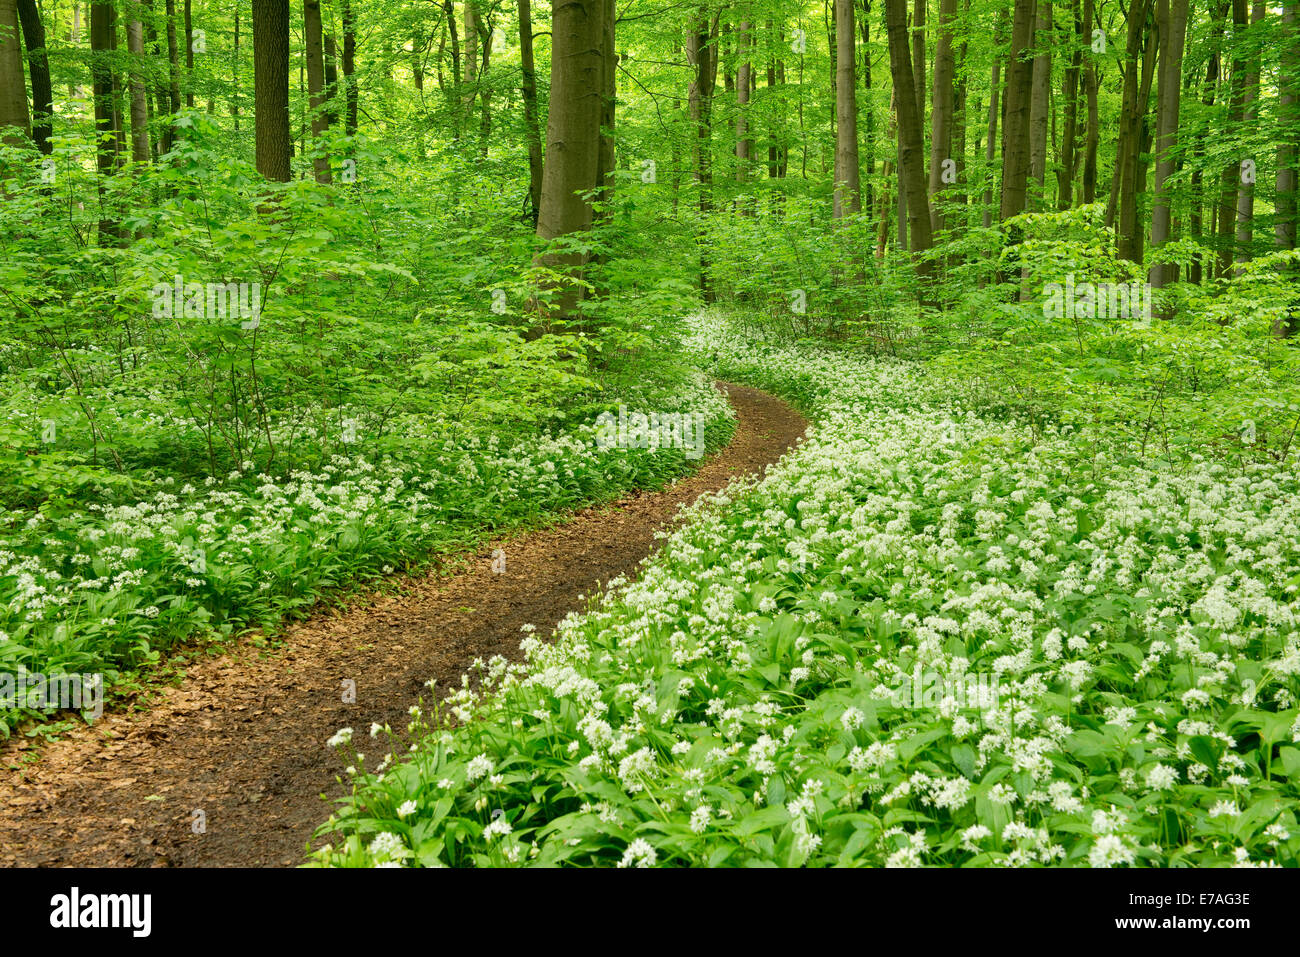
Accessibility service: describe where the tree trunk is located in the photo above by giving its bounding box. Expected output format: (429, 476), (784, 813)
(982, 6), (1006, 228)
(1234, 1), (1264, 273)
(686, 9), (717, 300)
(1217, 0), (1249, 276)
(1027, 0), (1051, 200)
(833, 0), (861, 217)
(1057, 0), (1080, 209)
(885, 0), (934, 268)
(1081, 0), (1098, 203)
(594, 0), (615, 215)
(1000, 0), (1036, 221)
(1277, 3), (1298, 255)
(184, 0), (193, 108)
(519, 0), (543, 224)
(928, 0), (956, 232)
(304, 0), (331, 183)
(736, 19), (752, 186)
(535, 0), (606, 317)
(342, 0), (357, 135)
(16, 0), (50, 152)
(1150, 0), (1189, 292)
(127, 5), (150, 163)
(253, 0), (291, 182)
(0, 0), (28, 146)
(89, 0), (119, 239)
(1111, 0), (1154, 263)
(1189, 0), (1227, 283)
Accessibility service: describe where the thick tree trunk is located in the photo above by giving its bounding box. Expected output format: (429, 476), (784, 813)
(304, 0), (331, 183)
(0, 0), (29, 146)
(536, 0), (606, 316)
(885, 0), (934, 269)
(833, 0), (861, 217)
(1150, 0), (1189, 292)
(594, 0), (614, 214)
(16, 0), (50, 152)
(253, 0), (291, 182)
(928, 0), (956, 232)
(519, 0), (543, 224)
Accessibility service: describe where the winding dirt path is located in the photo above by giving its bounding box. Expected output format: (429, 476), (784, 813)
(0, 383), (806, 867)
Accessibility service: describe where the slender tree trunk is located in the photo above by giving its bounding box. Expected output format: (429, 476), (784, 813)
(1189, 0), (1227, 283)
(1234, 1), (1264, 273)
(885, 0), (934, 271)
(89, 0), (119, 239)
(1082, 0), (1098, 202)
(1027, 0), (1051, 200)
(1057, 0), (1080, 209)
(833, 0), (861, 217)
(686, 9), (717, 300)
(253, 0), (291, 182)
(928, 0), (956, 232)
(184, 0), (193, 108)
(1000, 0), (1036, 221)
(519, 0), (543, 224)
(594, 0), (615, 216)
(304, 0), (331, 183)
(231, 6), (240, 131)
(127, 5), (150, 163)
(342, 0), (357, 134)
(1150, 0), (1189, 293)
(982, 7), (1005, 228)
(1218, 0), (1249, 276)
(1277, 3), (1298, 256)
(16, 0), (50, 152)
(736, 19), (752, 186)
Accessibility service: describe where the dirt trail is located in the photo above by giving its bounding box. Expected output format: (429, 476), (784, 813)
(0, 383), (806, 867)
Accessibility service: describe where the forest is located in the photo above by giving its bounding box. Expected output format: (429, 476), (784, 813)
(0, 0), (1298, 873)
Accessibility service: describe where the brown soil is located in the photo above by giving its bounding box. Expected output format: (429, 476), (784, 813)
(0, 383), (806, 867)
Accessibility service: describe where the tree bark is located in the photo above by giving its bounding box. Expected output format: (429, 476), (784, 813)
(519, 0), (543, 224)
(1234, 1), (1264, 273)
(833, 0), (861, 217)
(885, 0), (934, 268)
(982, 6), (1006, 227)
(736, 19), (752, 185)
(1000, 0), (1036, 221)
(304, 0), (331, 183)
(928, 0), (957, 232)
(127, 5), (151, 163)
(1081, 0), (1098, 203)
(1027, 0), (1051, 199)
(1057, 0), (1080, 209)
(16, 0), (50, 152)
(536, 0), (607, 316)
(342, 0), (358, 135)
(1217, 0), (1249, 276)
(1277, 3), (1298, 255)
(253, 0), (291, 182)
(89, 0), (119, 239)
(1150, 0), (1189, 292)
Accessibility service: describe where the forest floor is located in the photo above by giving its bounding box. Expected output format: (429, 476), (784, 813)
(0, 383), (806, 867)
